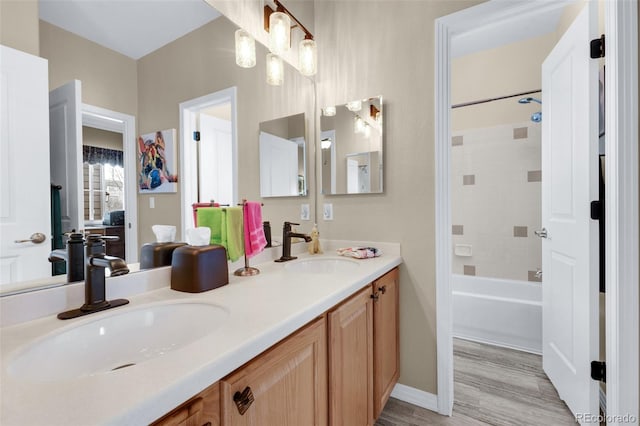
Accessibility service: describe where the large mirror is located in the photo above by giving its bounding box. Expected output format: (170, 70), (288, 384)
(320, 96), (383, 194)
(1, 2), (314, 296)
(259, 113), (307, 197)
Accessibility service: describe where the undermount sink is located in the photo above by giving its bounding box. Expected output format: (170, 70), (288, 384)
(7, 301), (229, 382)
(284, 257), (360, 274)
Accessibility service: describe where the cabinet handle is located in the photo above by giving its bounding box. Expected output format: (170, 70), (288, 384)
(378, 285), (387, 294)
(370, 292), (379, 302)
(233, 386), (255, 415)
(202, 423), (212, 426)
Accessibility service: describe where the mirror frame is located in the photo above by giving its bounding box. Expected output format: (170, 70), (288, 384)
(320, 96), (383, 195)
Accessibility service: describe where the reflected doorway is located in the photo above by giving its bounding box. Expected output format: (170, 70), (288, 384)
(179, 87), (238, 235)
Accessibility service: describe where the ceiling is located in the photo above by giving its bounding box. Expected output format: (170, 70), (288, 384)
(451, 5), (564, 58)
(39, 0), (221, 60)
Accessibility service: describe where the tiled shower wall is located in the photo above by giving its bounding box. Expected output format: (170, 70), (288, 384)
(451, 122), (542, 282)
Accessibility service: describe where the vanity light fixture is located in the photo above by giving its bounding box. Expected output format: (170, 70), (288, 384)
(235, 29), (256, 68)
(266, 53), (284, 86)
(299, 37), (317, 76)
(354, 116), (365, 134)
(323, 106), (336, 116)
(264, 0), (317, 76)
(321, 138), (332, 149)
(347, 100), (362, 112)
(363, 123), (371, 138)
(268, 11), (291, 55)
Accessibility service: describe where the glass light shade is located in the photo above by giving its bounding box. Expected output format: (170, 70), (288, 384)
(323, 106), (336, 116)
(299, 38), (317, 76)
(363, 124), (371, 138)
(235, 29), (256, 68)
(347, 100), (362, 112)
(269, 11), (291, 54)
(354, 116), (365, 134)
(266, 53), (284, 86)
(321, 139), (332, 149)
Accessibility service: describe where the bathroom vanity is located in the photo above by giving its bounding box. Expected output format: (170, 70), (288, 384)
(152, 268), (399, 426)
(0, 241), (401, 425)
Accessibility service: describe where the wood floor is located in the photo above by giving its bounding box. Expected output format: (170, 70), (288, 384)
(376, 338), (577, 425)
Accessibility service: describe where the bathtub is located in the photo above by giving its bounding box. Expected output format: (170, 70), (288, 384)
(452, 274), (542, 354)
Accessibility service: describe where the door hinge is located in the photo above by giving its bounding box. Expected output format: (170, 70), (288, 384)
(590, 200), (602, 220)
(590, 34), (605, 59)
(193, 131), (201, 141)
(591, 360), (606, 383)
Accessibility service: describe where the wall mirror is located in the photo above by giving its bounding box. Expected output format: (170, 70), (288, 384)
(1, 3), (313, 296)
(259, 113), (307, 197)
(320, 96), (383, 195)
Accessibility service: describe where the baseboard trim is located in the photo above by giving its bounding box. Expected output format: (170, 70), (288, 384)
(390, 383), (439, 412)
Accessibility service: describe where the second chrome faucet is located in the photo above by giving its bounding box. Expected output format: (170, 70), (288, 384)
(275, 222), (312, 262)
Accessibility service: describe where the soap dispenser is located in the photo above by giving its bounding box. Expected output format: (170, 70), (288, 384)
(308, 224), (322, 254)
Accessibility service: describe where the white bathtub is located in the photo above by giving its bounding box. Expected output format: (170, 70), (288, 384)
(452, 274), (542, 354)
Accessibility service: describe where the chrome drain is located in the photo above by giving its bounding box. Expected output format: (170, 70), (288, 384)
(111, 363), (136, 371)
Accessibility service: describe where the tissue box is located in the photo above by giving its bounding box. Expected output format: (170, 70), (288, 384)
(170, 245), (229, 293)
(140, 242), (187, 269)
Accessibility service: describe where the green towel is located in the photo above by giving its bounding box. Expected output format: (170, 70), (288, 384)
(197, 207), (224, 245)
(196, 206), (244, 261)
(224, 207), (244, 262)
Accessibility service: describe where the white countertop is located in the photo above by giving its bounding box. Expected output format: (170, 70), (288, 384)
(0, 241), (401, 426)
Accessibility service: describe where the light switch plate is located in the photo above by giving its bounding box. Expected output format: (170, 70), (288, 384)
(300, 204), (310, 221)
(323, 203), (333, 221)
(149, 197), (155, 209)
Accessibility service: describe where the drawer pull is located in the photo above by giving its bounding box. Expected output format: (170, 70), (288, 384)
(233, 386), (255, 415)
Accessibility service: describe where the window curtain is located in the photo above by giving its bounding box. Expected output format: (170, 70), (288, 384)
(83, 145), (123, 167)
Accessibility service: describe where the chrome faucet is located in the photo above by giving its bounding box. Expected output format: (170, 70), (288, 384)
(48, 233), (85, 282)
(275, 222), (312, 262)
(57, 235), (130, 320)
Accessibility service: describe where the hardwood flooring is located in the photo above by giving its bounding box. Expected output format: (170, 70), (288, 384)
(376, 338), (577, 425)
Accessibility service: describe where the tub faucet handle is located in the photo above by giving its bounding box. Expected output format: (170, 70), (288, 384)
(534, 228), (548, 239)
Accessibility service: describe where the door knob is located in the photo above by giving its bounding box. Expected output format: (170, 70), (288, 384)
(534, 228), (548, 239)
(14, 232), (47, 244)
(535, 269), (543, 279)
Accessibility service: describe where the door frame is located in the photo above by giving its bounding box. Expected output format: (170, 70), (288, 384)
(434, 0), (638, 420)
(179, 86), (238, 235)
(82, 104), (138, 262)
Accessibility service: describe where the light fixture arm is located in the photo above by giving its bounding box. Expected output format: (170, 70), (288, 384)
(264, 0), (314, 40)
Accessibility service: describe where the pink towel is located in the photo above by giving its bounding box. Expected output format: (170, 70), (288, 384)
(243, 202), (267, 258)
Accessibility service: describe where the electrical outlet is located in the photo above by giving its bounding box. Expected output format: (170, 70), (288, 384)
(323, 203), (333, 221)
(300, 204), (310, 221)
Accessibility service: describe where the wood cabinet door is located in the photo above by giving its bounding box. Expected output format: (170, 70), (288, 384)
(152, 382), (220, 426)
(220, 317), (327, 426)
(372, 268), (400, 419)
(328, 286), (374, 426)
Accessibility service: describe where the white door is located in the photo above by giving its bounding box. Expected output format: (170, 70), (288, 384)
(199, 114), (233, 205)
(0, 46), (51, 285)
(49, 80), (83, 233)
(541, 4), (599, 421)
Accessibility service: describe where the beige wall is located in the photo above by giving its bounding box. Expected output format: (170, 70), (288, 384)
(452, 33), (556, 131)
(136, 16), (314, 246)
(82, 127), (123, 151)
(0, 0), (39, 56)
(315, 0), (482, 395)
(39, 21), (138, 116)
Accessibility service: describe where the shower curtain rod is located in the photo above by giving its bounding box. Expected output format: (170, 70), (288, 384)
(451, 89), (541, 109)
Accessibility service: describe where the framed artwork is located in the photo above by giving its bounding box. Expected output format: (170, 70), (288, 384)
(138, 129), (178, 193)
